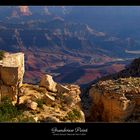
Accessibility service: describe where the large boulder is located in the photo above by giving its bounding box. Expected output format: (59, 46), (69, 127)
(39, 74), (57, 92)
(0, 53), (24, 86)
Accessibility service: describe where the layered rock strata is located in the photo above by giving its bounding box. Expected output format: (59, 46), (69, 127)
(89, 77), (140, 122)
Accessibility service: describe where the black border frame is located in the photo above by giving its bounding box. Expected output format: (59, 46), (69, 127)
(0, 0), (140, 138)
(0, 0), (139, 6)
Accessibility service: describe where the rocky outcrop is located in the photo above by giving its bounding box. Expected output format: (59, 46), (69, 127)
(17, 81), (84, 122)
(89, 77), (140, 122)
(0, 52), (84, 123)
(39, 74), (57, 92)
(0, 52), (24, 102)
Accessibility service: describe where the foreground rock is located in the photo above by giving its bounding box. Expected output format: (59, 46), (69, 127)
(89, 77), (140, 122)
(39, 74), (70, 93)
(0, 52), (24, 102)
(17, 82), (85, 122)
(0, 52), (84, 123)
(39, 74), (57, 92)
(0, 52), (24, 86)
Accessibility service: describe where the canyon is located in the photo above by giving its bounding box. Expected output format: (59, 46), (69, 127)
(0, 6), (140, 85)
(0, 6), (140, 123)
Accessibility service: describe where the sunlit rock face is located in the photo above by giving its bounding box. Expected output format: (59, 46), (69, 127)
(0, 52), (24, 101)
(0, 52), (24, 86)
(89, 78), (140, 122)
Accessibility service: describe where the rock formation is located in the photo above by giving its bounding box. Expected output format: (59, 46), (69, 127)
(1, 52), (140, 123)
(0, 52), (85, 123)
(17, 81), (84, 122)
(39, 74), (57, 92)
(0, 52), (24, 102)
(39, 74), (70, 93)
(89, 77), (140, 122)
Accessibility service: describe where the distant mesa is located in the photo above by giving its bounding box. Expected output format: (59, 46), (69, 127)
(19, 6), (32, 16)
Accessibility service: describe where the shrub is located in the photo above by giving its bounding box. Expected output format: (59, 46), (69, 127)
(0, 97), (22, 122)
(17, 116), (36, 123)
(11, 115), (36, 123)
(0, 97), (36, 122)
(63, 108), (81, 122)
(59, 94), (65, 100)
(35, 98), (45, 109)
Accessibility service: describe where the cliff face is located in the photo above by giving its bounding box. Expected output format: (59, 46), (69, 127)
(0, 52), (85, 123)
(87, 58), (140, 122)
(89, 78), (140, 122)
